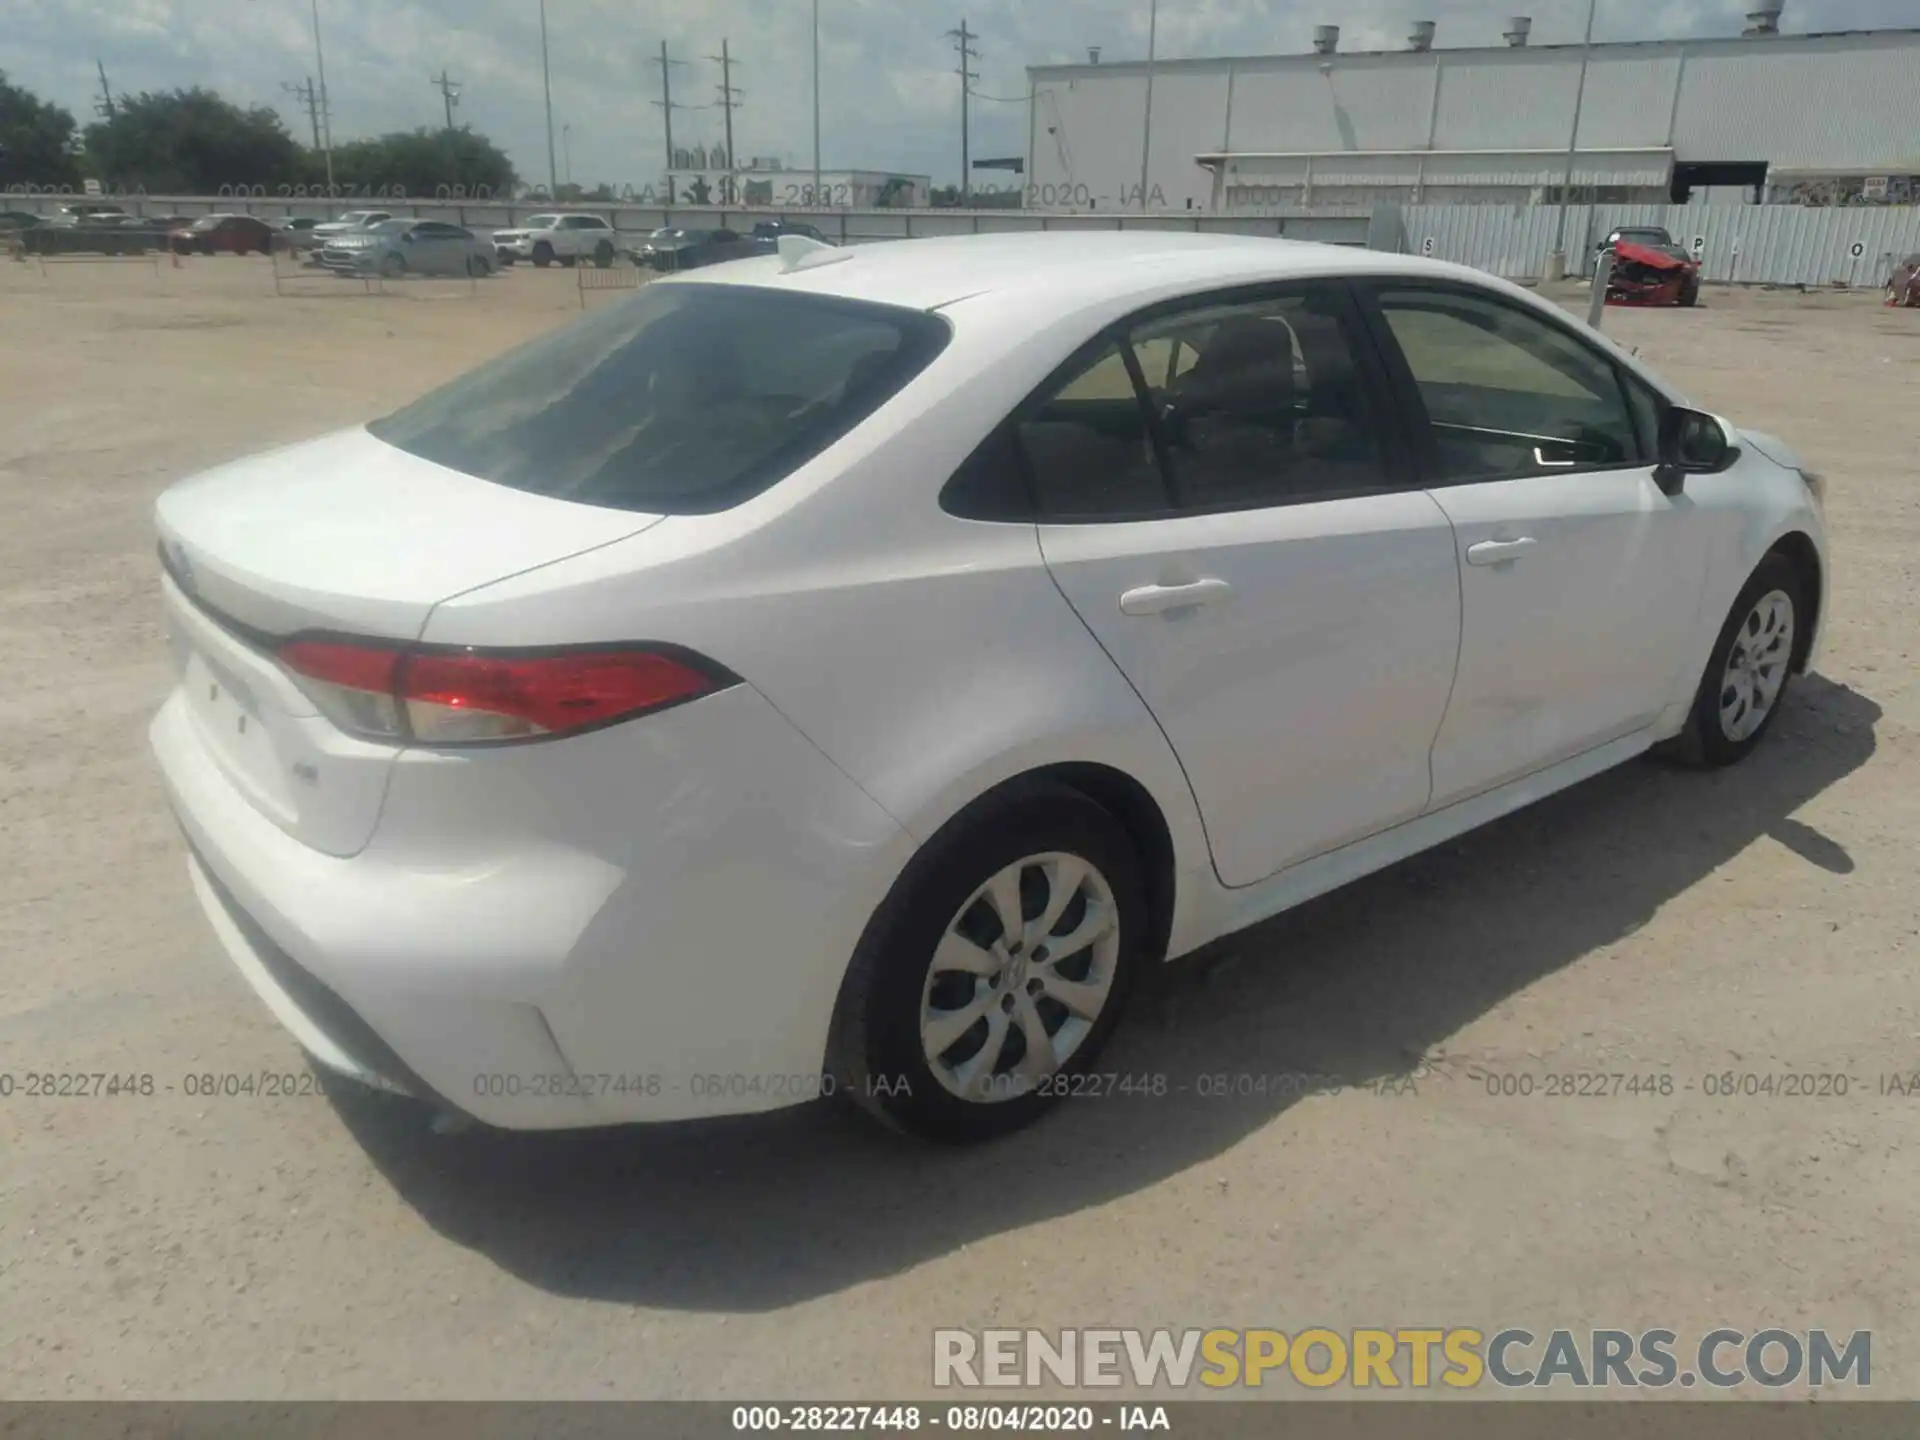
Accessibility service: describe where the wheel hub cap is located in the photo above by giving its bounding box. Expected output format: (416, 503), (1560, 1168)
(919, 852), (1121, 1103)
(1718, 588), (1795, 743)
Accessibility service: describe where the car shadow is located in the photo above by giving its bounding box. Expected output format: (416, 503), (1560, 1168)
(327, 674), (1879, 1312)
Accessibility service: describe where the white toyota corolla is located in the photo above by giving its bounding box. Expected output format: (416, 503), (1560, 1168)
(150, 232), (1828, 1142)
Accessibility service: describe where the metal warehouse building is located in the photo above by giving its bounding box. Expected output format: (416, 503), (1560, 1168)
(1022, 14), (1920, 214)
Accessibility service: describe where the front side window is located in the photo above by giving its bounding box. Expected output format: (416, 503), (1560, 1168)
(1374, 288), (1642, 483)
(368, 284), (949, 514)
(1127, 288), (1391, 509)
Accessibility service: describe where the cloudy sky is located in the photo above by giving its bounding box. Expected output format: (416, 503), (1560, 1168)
(2, 0), (1907, 192)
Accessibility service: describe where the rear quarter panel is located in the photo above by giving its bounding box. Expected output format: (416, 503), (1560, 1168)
(420, 307), (1221, 954)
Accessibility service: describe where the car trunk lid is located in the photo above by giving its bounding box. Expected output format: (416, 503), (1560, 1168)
(155, 426), (662, 855)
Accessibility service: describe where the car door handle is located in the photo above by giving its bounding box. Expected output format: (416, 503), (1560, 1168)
(1465, 537), (1538, 566)
(1532, 447), (1579, 468)
(1118, 579), (1232, 615)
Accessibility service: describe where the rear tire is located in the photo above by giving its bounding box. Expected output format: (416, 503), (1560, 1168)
(1658, 554), (1803, 768)
(828, 782), (1147, 1144)
(593, 239), (614, 268)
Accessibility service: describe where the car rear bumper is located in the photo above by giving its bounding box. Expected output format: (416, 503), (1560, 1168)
(150, 676), (913, 1130)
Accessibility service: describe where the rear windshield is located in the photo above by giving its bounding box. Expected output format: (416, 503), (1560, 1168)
(368, 282), (950, 514)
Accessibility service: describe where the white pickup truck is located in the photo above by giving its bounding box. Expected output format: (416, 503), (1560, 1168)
(491, 213), (620, 268)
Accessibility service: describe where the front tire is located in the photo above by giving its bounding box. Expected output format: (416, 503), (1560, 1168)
(1661, 554), (1803, 767)
(379, 253), (405, 279)
(829, 782), (1147, 1143)
(531, 241), (554, 268)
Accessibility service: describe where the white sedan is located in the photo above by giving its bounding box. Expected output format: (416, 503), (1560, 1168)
(149, 232), (1828, 1142)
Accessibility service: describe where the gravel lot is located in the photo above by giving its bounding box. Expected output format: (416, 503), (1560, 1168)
(1, 253), (1916, 1400)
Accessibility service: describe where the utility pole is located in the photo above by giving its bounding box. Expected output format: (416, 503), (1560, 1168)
(94, 60), (115, 120)
(309, 0), (335, 192)
(709, 39), (743, 202)
(539, 0), (558, 199)
(1549, 0), (1599, 278)
(1139, 0), (1159, 211)
(651, 42), (688, 205)
(946, 20), (979, 205)
(430, 68), (462, 132)
(282, 78), (323, 151)
(812, 0), (823, 205)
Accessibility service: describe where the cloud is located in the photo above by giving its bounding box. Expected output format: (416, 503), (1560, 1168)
(2, 0), (1907, 189)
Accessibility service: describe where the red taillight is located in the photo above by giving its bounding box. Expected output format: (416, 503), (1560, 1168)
(401, 649), (723, 743)
(275, 639), (730, 746)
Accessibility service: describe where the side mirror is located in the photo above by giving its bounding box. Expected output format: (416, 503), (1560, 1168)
(1654, 406), (1739, 495)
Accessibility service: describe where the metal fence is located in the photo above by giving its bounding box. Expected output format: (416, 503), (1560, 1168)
(14, 194), (1916, 290)
(1389, 202), (1920, 287)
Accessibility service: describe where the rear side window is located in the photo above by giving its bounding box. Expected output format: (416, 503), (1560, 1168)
(368, 284), (949, 514)
(1126, 289), (1392, 509)
(1016, 341), (1169, 519)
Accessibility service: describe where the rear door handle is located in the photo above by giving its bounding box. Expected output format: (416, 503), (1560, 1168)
(1465, 537), (1538, 567)
(1118, 578), (1232, 616)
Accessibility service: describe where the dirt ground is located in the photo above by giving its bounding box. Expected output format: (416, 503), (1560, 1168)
(1, 253), (1916, 1401)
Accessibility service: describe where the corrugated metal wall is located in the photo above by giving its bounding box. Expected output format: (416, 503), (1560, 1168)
(1397, 203), (1920, 285)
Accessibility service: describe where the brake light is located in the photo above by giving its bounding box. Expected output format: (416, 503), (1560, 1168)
(275, 639), (731, 745)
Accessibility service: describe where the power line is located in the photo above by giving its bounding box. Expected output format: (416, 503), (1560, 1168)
(282, 77), (324, 151)
(945, 19), (980, 202)
(430, 68), (462, 131)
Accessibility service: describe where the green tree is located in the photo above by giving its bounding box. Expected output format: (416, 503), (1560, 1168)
(84, 88), (303, 192)
(0, 72), (81, 188)
(327, 127), (515, 197)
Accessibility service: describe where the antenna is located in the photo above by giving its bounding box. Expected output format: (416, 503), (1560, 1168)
(430, 68), (463, 131)
(94, 60), (116, 120)
(945, 19), (980, 204)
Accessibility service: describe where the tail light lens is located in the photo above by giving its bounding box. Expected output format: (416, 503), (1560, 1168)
(276, 639), (734, 746)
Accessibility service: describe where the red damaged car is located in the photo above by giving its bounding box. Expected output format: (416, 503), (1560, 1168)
(1603, 238), (1702, 308)
(168, 214), (275, 256)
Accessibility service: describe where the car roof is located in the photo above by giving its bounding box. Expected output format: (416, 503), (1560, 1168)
(661, 230), (1487, 312)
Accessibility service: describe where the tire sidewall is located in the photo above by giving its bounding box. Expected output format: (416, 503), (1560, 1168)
(1688, 554), (1803, 765)
(837, 785), (1149, 1143)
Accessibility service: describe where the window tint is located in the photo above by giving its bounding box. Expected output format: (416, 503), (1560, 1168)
(1376, 289), (1641, 482)
(1130, 289), (1392, 508)
(368, 285), (949, 514)
(1017, 341), (1168, 520)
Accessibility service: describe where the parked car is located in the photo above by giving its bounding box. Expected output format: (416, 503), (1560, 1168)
(318, 218), (495, 277)
(169, 214), (276, 256)
(492, 213), (619, 268)
(1594, 225), (1692, 274)
(0, 210), (46, 230)
(1602, 239), (1703, 307)
(631, 225), (757, 271)
(310, 210), (395, 244)
(51, 203), (135, 227)
(1887, 253), (1920, 308)
(271, 217), (325, 248)
(149, 233), (1828, 1143)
